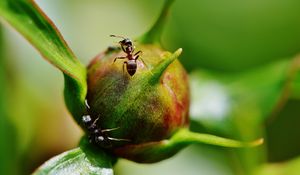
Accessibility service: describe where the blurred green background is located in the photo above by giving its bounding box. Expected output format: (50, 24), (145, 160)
(1, 0), (300, 174)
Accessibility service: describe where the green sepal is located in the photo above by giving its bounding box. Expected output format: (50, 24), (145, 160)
(33, 138), (116, 175)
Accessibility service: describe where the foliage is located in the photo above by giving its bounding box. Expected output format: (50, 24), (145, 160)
(0, 0), (87, 124)
(0, 0), (300, 175)
(34, 138), (115, 175)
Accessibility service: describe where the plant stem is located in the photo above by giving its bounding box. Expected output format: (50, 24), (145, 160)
(139, 0), (176, 45)
(170, 128), (264, 148)
(114, 128), (263, 163)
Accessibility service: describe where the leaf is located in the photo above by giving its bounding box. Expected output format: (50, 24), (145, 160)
(290, 57), (300, 100)
(0, 0), (87, 123)
(139, 0), (176, 44)
(189, 58), (300, 173)
(255, 156), (300, 175)
(291, 74), (300, 99)
(0, 24), (19, 175)
(33, 138), (116, 175)
(189, 58), (299, 134)
(164, 0), (300, 72)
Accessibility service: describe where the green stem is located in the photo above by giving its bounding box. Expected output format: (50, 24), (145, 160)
(114, 128), (263, 163)
(139, 0), (176, 45)
(171, 128), (263, 148)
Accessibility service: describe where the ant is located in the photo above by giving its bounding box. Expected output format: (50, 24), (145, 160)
(82, 100), (129, 148)
(111, 35), (146, 76)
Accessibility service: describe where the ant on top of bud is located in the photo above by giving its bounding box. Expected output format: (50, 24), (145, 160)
(110, 35), (148, 76)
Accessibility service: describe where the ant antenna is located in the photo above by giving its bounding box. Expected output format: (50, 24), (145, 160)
(110, 34), (126, 39)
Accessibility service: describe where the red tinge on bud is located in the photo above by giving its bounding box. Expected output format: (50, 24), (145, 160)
(86, 44), (189, 162)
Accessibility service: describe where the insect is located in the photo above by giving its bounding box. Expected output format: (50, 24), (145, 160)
(82, 114), (112, 148)
(110, 35), (144, 76)
(82, 100), (130, 148)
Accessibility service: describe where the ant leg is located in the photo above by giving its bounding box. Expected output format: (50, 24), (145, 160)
(134, 50), (142, 56)
(135, 55), (153, 75)
(91, 114), (101, 126)
(107, 137), (131, 142)
(120, 61), (128, 84)
(93, 117), (99, 125)
(85, 99), (90, 109)
(132, 46), (136, 53)
(101, 127), (120, 132)
(121, 45), (126, 52)
(123, 61), (128, 76)
(113, 56), (126, 63)
(137, 56), (149, 68)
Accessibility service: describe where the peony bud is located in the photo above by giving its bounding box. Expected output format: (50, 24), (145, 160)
(85, 44), (189, 162)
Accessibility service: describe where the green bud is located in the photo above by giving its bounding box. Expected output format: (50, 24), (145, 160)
(86, 44), (190, 162)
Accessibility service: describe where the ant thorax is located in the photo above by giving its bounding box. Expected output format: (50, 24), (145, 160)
(124, 45), (133, 53)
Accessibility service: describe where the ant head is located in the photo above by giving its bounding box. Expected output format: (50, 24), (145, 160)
(119, 38), (132, 47)
(110, 35), (133, 47)
(82, 115), (92, 126)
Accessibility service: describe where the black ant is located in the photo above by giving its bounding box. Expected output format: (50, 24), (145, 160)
(111, 35), (145, 76)
(82, 100), (129, 148)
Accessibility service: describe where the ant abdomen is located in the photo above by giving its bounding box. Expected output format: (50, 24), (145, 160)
(126, 60), (137, 76)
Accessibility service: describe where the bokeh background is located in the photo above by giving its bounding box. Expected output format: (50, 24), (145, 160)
(1, 0), (300, 174)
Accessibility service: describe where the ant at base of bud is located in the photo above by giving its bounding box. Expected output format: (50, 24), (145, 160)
(81, 100), (130, 148)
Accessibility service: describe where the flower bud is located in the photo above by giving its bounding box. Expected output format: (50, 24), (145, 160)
(86, 44), (189, 162)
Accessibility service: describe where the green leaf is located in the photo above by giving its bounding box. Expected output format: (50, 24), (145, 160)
(189, 58), (298, 134)
(139, 0), (175, 44)
(165, 0), (300, 72)
(115, 128), (262, 163)
(291, 75), (300, 99)
(290, 57), (300, 100)
(0, 24), (19, 175)
(255, 156), (300, 175)
(189, 58), (299, 173)
(33, 139), (116, 175)
(0, 0), (87, 123)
